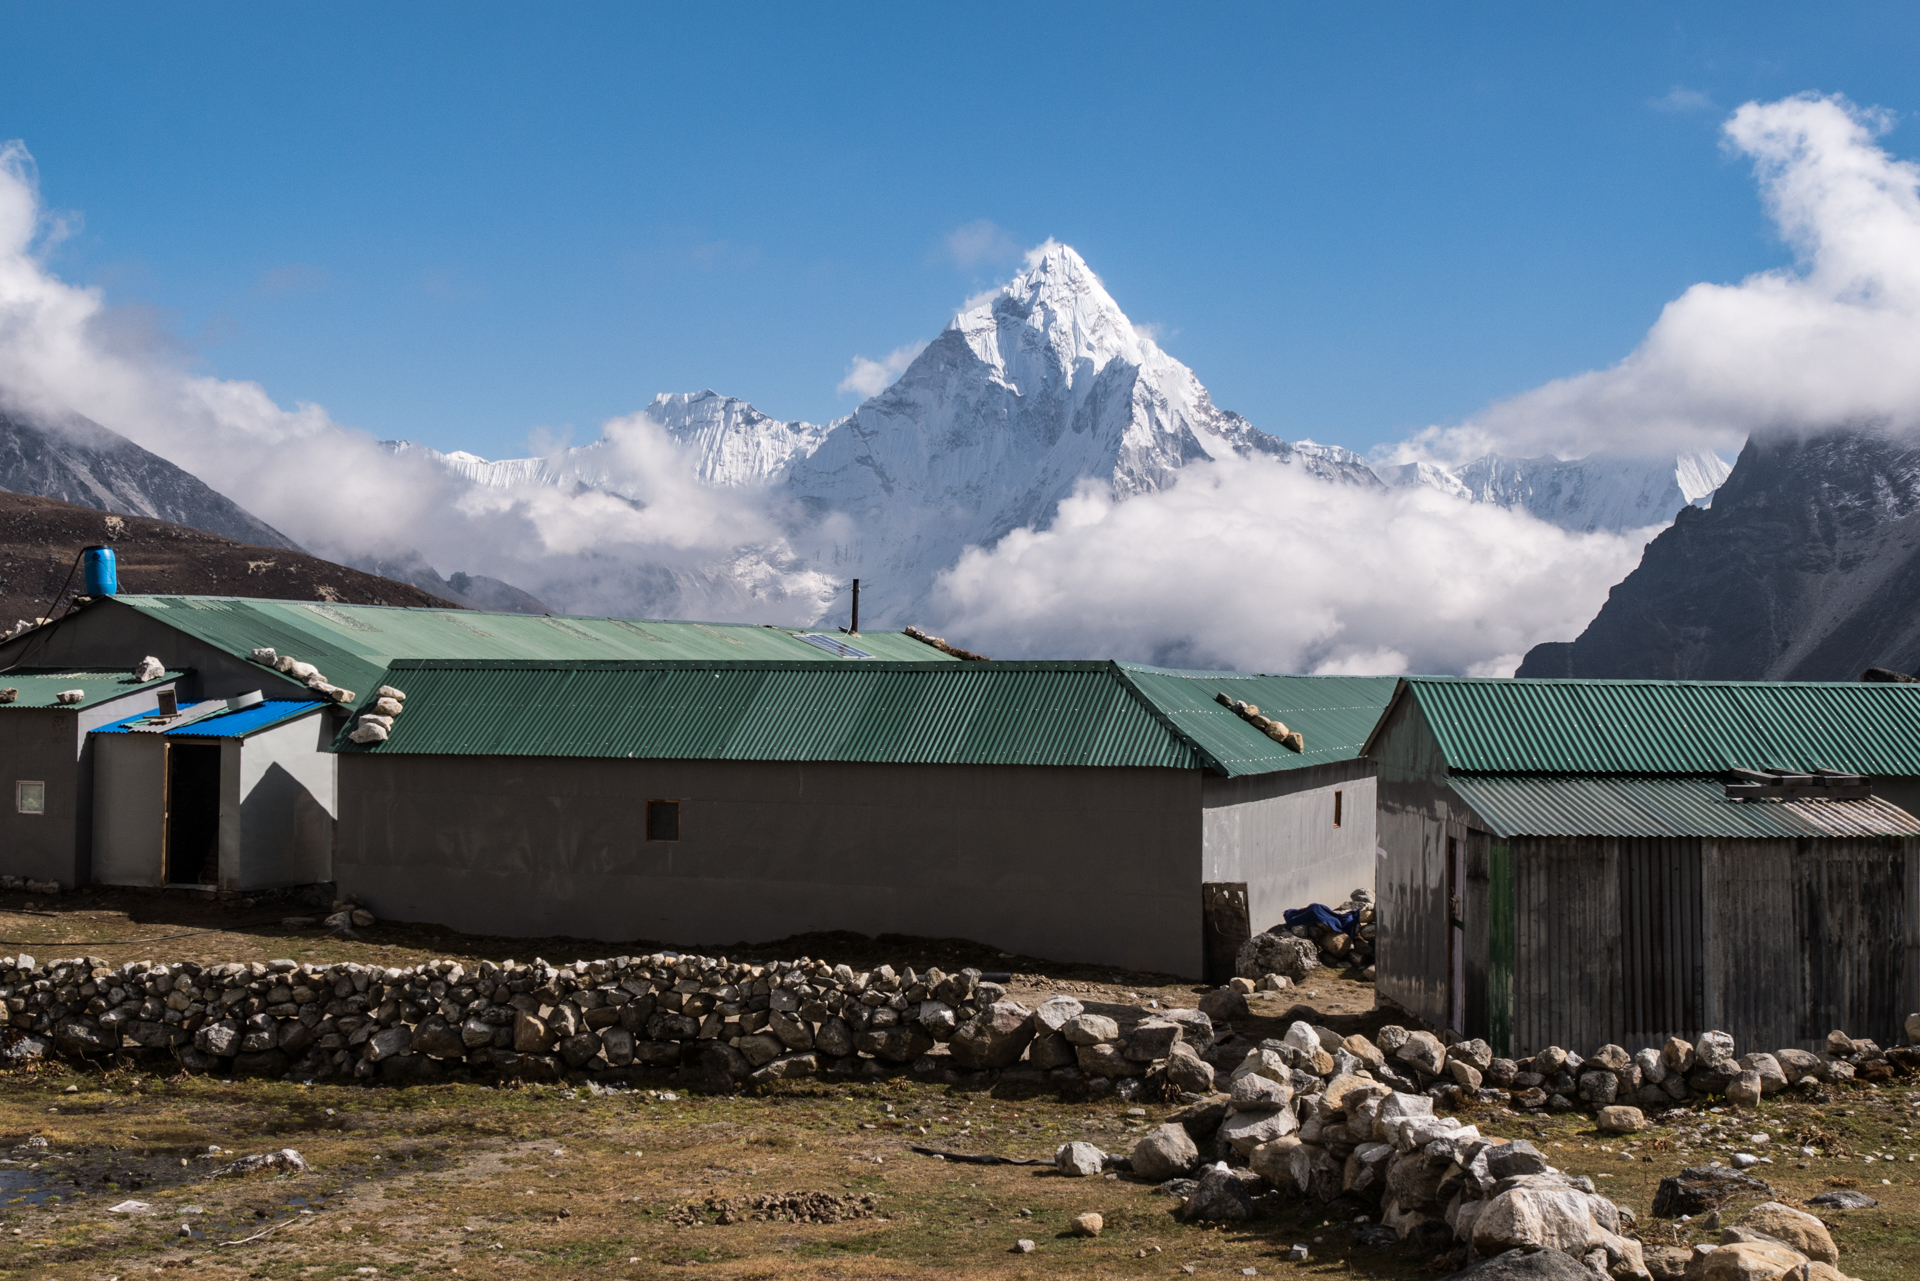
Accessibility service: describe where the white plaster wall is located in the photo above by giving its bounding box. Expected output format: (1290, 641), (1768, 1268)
(233, 711), (336, 890)
(1200, 760), (1377, 937)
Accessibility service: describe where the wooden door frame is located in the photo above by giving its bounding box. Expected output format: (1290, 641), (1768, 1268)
(1448, 833), (1466, 1034)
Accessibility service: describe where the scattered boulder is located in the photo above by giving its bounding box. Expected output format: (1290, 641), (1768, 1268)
(1069, 1211), (1103, 1237)
(1687, 1240), (1812, 1280)
(1650, 1165), (1771, 1218)
(1131, 1123), (1201, 1182)
(1055, 1142), (1106, 1178)
(1235, 931), (1321, 982)
(1596, 1105), (1645, 1134)
(1806, 1190), (1877, 1210)
(1734, 1202), (1837, 1264)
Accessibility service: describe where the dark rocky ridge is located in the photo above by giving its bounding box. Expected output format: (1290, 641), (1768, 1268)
(0, 405), (297, 550)
(0, 490), (452, 626)
(1519, 427), (1920, 680)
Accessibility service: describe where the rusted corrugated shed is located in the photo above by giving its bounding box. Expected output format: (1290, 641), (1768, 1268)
(1369, 676), (1920, 1057)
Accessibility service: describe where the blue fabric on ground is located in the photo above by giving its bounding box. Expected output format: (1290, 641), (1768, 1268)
(1283, 903), (1357, 935)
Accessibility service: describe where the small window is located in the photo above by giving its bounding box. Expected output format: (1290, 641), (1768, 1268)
(646, 799), (680, 842)
(1333, 789), (1343, 828)
(16, 781), (45, 815)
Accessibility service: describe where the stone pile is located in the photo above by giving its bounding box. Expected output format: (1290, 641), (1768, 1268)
(1471, 1027), (1920, 1118)
(1100, 1019), (1877, 1279)
(1235, 889), (1376, 983)
(0, 876), (63, 895)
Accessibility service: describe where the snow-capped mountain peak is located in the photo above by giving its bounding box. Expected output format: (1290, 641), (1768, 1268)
(641, 390), (836, 486)
(1387, 447), (1734, 532)
(953, 240), (1152, 386)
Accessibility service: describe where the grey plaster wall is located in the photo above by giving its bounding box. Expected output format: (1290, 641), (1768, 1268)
(0, 683), (174, 888)
(1368, 694), (1481, 1033)
(0, 710), (82, 885)
(1200, 759), (1376, 936)
(92, 734), (166, 887)
(336, 755), (1207, 976)
(233, 711), (336, 890)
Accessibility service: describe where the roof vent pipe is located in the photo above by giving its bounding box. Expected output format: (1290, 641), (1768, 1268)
(851, 578), (860, 636)
(81, 546), (118, 597)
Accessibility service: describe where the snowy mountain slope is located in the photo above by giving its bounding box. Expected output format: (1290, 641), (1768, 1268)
(397, 242), (1382, 624)
(385, 391), (837, 497)
(776, 243), (1381, 619)
(0, 403), (300, 550)
(1385, 449), (1732, 533)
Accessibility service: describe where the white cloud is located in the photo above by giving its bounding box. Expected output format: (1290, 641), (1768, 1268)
(1413, 93), (1920, 464)
(929, 457), (1644, 676)
(836, 341), (926, 398)
(943, 219), (1020, 270)
(0, 139), (826, 624)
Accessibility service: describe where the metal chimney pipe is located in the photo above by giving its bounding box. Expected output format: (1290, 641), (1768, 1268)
(851, 579), (860, 636)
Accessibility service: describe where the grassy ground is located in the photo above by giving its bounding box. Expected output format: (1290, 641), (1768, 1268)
(1, 892), (1915, 1280)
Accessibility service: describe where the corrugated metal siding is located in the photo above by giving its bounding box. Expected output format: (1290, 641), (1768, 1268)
(1449, 775), (1920, 839)
(1789, 842), (1914, 1045)
(1512, 837), (1624, 1057)
(1504, 833), (1918, 1054)
(0, 667), (182, 710)
(1618, 838), (1705, 1038)
(1120, 669), (1398, 775)
(1405, 677), (1920, 775)
(1371, 694), (1461, 1029)
(341, 660), (1207, 769)
(108, 596), (959, 698)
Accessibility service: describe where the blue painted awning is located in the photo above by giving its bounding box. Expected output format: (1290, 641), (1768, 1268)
(93, 699), (325, 739)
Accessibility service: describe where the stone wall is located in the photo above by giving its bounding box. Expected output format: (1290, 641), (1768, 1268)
(3, 948), (1915, 1112)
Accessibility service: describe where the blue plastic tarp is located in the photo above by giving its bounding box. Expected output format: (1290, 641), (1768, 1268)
(1283, 903), (1357, 936)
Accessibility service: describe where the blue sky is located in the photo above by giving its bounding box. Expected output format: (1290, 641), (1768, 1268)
(3, 3), (1919, 459)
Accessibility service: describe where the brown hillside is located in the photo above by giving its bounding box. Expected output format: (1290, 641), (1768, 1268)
(0, 490), (455, 624)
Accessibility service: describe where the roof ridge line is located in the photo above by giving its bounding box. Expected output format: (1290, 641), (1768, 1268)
(1107, 662), (1231, 776)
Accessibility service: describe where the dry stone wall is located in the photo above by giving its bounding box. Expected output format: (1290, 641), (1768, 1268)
(2, 949), (1173, 1089)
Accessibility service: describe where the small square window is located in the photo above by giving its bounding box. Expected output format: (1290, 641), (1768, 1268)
(16, 781), (45, 815)
(646, 799), (680, 842)
(1333, 789), (1343, 828)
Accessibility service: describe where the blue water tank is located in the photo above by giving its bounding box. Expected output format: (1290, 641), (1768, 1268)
(82, 546), (118, 597)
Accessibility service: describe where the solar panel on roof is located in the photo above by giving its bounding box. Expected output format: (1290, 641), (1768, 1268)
(794, 634), (871, 659)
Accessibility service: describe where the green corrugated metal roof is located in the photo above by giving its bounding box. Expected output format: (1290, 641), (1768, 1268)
(1118, 667), (1401, 774)
(104, 596), (957, 699)
(333, 660), (1399, 775)
(0, 667), (182, 710)
(1386, 677), (1920, 776)
(1450, 774), (1920, 840)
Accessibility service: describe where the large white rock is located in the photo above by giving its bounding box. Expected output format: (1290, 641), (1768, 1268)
(1471, 1187), (1606, 1256)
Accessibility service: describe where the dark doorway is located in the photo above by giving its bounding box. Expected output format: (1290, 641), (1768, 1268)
(165, 743), (222, 886)
(1200, 882), (1250, 986)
